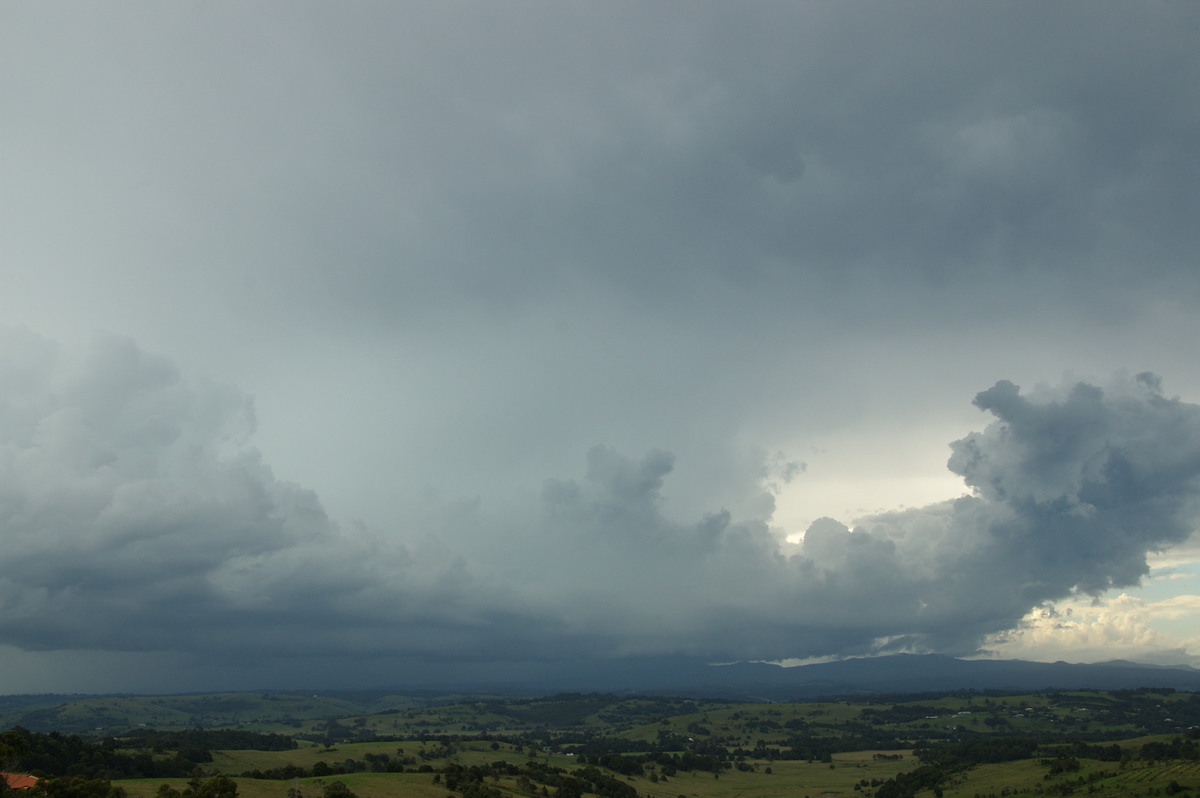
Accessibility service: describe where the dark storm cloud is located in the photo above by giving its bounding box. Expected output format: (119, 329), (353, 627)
(405, 1), (1200, 312)
(2, 330), (1198, 675)
(4, 1), (1200, 688)
(4, 1), (1199, 506)
(7, 2), (1198, 328)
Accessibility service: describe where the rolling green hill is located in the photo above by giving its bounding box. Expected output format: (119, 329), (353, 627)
(7, 688), (1200, 798)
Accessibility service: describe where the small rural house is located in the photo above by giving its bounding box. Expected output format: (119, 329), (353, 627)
(1, 773), (39, 790)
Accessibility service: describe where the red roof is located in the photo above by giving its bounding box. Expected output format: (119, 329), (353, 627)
(2, 773), (39, 789)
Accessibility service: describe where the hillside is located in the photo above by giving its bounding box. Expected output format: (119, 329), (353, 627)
(6, 687), (1200, 798)
(8, 655), (1200, 734)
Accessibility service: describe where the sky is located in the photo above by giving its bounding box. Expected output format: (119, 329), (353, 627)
(2, 1), (1200, 695)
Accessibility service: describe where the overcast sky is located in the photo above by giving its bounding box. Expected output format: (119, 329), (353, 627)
(3, 1), (1200, 694)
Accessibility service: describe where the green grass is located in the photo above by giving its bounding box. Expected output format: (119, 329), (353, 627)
(111, 755), (1200, 798)
(115, 772), (454, 798)
(12, 688), (1194, 740)
(196, 739), (543, 775)
(936, 757), (1200, 798)
(113, 742), (920, 798)
(27, 687), (1200, 798)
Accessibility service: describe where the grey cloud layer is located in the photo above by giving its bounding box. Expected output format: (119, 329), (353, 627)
(4, 2), (1200, 688)
(3, 331), (1198, 672)
(6, 2), (1199, 324)
(5, 1), (1200, 529)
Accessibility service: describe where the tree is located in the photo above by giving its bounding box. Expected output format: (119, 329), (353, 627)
(322, 782), (356, 798)
(0, 730), (29, 771)
(189, 776), (237, 798)
(29, 777), (125, 798)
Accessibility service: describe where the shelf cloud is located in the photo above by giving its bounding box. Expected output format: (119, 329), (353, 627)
(2, 330), (1197, 686)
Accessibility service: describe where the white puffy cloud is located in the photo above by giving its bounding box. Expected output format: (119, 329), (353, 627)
(981, 593), (1200, 667)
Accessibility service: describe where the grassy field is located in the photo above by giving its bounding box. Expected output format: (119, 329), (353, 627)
(115, 746), (919, 798)
(116, 772), (454, 798)
(936, 757), (1200, 797)
(109, 734), (1200, 798)
(14, 688), (1200, 798)
(111, 747), (1200, 798)
(2, 694), (384, 735)
(201, 739), (543, 773)
(0, 692), (494, 736)
(13, 687), (1200, 739)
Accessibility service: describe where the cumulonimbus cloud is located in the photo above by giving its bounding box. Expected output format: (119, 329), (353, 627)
(1, 329), (1198, 674)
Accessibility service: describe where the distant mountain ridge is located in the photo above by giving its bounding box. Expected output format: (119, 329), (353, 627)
(458, 653), (1200, 700)
(635, 654), (1200, 699)
(5, 655), (1200, 729)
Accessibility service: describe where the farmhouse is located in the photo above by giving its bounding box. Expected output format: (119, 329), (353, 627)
(1, 773), (39, 790)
